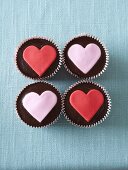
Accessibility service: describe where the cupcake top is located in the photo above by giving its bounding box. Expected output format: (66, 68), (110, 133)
(63, 80), (111, 127)
(63, 34), (109, 78)
(15, 37), (61, 79)
(16, 82), (62, 127)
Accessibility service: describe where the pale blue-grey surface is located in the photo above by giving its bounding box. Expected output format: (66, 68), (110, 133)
(0, 0), (128, 169)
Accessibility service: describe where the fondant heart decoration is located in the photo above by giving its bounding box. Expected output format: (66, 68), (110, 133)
(68, 43), (101, 74)
(22, 91), (57, 122)
(23, 45), (57, 76)
(69, 89), (104, 122)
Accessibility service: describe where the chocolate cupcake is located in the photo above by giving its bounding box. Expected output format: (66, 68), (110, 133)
(63, 80), (111, 127)
(16, 82), (62, 127)
(63, 34), (109, 78)
(15, 37), (62, 79)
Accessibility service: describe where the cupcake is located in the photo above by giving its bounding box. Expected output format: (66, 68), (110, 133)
(63, 80), (111, 127)
(16, 82), (62, 127)
(15, 37), (61, 79)
(63, 34), (109, 78)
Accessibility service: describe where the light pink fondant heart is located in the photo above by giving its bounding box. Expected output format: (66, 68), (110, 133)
(22, 91), (57, 122)
(68, 43), (101, 74)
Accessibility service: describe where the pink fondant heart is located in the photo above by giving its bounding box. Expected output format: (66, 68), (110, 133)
(22, 91), (57, 122)
(68, 43), (101, 74)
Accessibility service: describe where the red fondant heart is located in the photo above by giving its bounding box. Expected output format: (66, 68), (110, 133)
(70, 89), (104, 122)
(23, 45), (57, 76)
